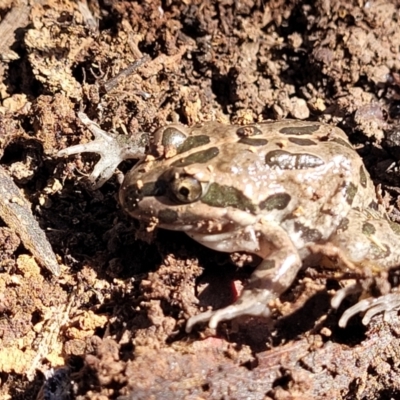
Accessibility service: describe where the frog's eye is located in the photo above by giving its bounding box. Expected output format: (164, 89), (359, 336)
(161, 127), (187, 149)
(170, 176), (202, 203)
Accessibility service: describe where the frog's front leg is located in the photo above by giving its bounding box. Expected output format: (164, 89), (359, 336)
(58, 112), (145, 188)
(185, 223), (302, 332)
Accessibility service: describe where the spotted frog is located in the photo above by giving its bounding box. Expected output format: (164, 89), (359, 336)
(59, 114), (400, 331)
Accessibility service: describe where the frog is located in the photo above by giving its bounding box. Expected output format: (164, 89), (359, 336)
(58, 113), (400, 332)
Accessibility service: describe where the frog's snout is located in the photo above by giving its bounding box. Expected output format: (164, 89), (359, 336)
(119, 184), (142, 213)
(119, 179), (168, 214)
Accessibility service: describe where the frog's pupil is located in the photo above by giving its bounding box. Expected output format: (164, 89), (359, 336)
(179, 186), (190, 198)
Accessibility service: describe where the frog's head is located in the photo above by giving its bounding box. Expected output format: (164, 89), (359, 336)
(119, 123), (259, 233)
(120, 165), (202, 228)
(119, 158), (262, 234)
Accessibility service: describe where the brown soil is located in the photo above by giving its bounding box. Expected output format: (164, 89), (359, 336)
(1, 1), (400, 399)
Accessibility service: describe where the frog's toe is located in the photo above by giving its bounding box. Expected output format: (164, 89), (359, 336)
(338, 292), (400, 328)
(59, 143), (126, 188)
(208, 301), (271, 329)
(185, 295), (272, 332)
(331, 283), (362, 309)
(185, 310), (215, 333)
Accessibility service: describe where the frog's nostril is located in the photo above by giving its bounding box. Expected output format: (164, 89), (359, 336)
(120, 180), (168, 212)
(120, 186), (142, 212)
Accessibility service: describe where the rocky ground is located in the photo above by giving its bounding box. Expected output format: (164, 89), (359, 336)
(1, 0), (400, 399)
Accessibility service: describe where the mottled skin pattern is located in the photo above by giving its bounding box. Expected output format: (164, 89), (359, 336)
(60, 116), (400, 331)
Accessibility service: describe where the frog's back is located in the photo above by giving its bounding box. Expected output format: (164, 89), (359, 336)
(200, 120), (377, 245)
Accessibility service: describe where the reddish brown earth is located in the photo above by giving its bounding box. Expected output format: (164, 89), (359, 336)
(1, 1), (400, 399)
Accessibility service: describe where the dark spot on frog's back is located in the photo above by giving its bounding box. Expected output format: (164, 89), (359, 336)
(259, 193), (291, 211)
(202, 183), (256, 213)
(343, 182), (358, 205)
(236, 126), (262, 137)
(362, 222), (376, 235)
(337, 217), (349, 232)
(265, 150), (324, 169)
(238, 137), (268, 146)
(171, 147), (219, 167)
(288, 137), (317, 146)
(177, 135), (211, 154)
(294, 222), (322, 242)
(158, 209), (178, 224)
(279, 125), (319, 135)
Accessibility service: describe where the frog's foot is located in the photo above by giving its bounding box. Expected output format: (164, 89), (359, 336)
(333, 291), (400, 328)
(58, 112), (145, 188)
(185, 289), (272, 333)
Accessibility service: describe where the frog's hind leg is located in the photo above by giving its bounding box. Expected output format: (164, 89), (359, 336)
(186, 223), (302, 332)
(324, 208), (400, 327)
(328, 208), (400, 272)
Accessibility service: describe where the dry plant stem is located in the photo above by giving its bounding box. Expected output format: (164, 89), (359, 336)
(0, 166), (60, 275)
(77, 0), (99, 33)
(103, 55), (151, 93)
(27, 293), (75, 381)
